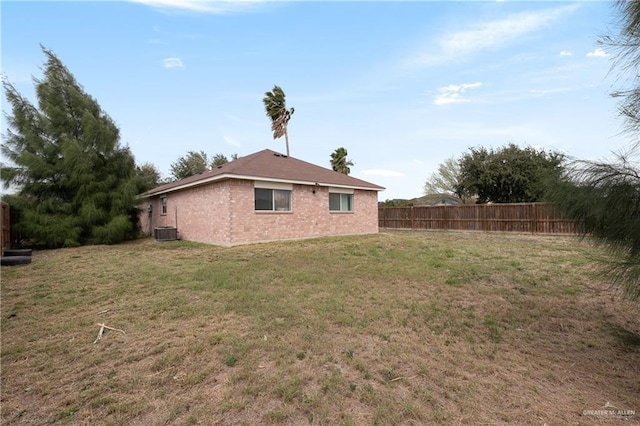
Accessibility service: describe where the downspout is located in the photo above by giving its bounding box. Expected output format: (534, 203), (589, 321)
(175, 205), (179, 239)
(148, 206), (153, 236)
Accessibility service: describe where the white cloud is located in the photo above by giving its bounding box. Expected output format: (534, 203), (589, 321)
(528, 87), (571, 96)
(560, 50), (572, 56)
(409, 4), (579, 67)
(360, 169), (406, 177)
(445, 6), (578, 54)
(162, 57), (185, 68)
(223, 135), (241, 147)
(131, 0), (265, 14)
(586, 48), (609, 58)
(434, 82), (482, 106)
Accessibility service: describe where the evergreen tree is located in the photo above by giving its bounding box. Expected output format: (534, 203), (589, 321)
(1, 47), (139, 247)
(168, 151), (239, 182)
(135, 162), (163, 193)
(546, 150), (640, 299)
(169, 150), (208, 181)
(601, 0), (640, 135)
(210, 153), (229, 168)
(546, 1), (640, 300)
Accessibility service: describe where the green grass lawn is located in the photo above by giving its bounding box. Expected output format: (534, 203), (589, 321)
(1, 231), (638, 425)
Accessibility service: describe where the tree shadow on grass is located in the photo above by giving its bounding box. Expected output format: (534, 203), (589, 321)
(606, 323), (640, 351)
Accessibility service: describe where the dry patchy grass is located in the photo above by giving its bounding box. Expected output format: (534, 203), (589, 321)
(1, 231), (638, 425)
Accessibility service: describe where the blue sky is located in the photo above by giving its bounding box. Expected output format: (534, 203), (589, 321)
(1, 0), (629, 200)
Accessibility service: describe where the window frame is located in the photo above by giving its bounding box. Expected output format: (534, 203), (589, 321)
(161, 197), (168, 215)
(329, 188), (354, 212)
(254, 182), (293, 212)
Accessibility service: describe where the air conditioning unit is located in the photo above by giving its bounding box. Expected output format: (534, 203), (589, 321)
(154, 227), (177, 241)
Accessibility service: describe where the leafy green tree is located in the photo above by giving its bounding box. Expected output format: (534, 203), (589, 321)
(135, 162), (163, 193)
(170, 150), (208, 181)
(263, 85), (294, 157)
(330, 147), (354, 175)
(546, 1), (640, 300)
(382, 199), (413, 207)
(1, 47), (139, 247)
(423, 156), (469, 202)
(457, 144), (564, 204)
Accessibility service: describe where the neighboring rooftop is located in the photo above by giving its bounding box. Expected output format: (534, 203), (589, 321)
(140, 149), (385, 197)
(411, 194), (463, 206)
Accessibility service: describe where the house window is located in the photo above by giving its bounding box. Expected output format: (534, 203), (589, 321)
(255, 188), (291, 211)
(329, 192), (353, 212)
(161, 197), (168, 215)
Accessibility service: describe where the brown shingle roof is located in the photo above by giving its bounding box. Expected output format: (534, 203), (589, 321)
(139, 149), (384, 197)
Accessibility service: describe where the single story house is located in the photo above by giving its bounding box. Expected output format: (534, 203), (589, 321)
(138, 149), (385, 246)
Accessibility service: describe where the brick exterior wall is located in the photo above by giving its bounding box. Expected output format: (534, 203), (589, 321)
(139, 179), (379, 246)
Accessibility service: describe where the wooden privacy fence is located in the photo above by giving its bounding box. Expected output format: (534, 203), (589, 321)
(1, 201), (10, 253)
(379, 203), (578, 234)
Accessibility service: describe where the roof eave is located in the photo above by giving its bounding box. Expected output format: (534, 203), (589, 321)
(137, 173), (384, 198)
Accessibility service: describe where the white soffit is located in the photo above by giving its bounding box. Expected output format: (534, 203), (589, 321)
(253, 181), (293, 190)
(328, 187), (354, 194)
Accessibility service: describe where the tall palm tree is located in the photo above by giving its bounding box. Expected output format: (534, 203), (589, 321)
(263, 85), (294, 157)
(330, 147), (354, 175)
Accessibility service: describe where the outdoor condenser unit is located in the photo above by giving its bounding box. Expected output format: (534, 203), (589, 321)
(154, 227), (178, 241)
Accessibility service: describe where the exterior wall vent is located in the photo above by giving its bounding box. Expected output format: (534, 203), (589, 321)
(154, 227), (178, 241)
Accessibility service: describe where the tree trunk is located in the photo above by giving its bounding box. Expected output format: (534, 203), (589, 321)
(284, 128), (290, 157)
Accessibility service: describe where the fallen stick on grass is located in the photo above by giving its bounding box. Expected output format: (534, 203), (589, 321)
(390, 375), (418, 382)
(93, 323), (126, 344)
